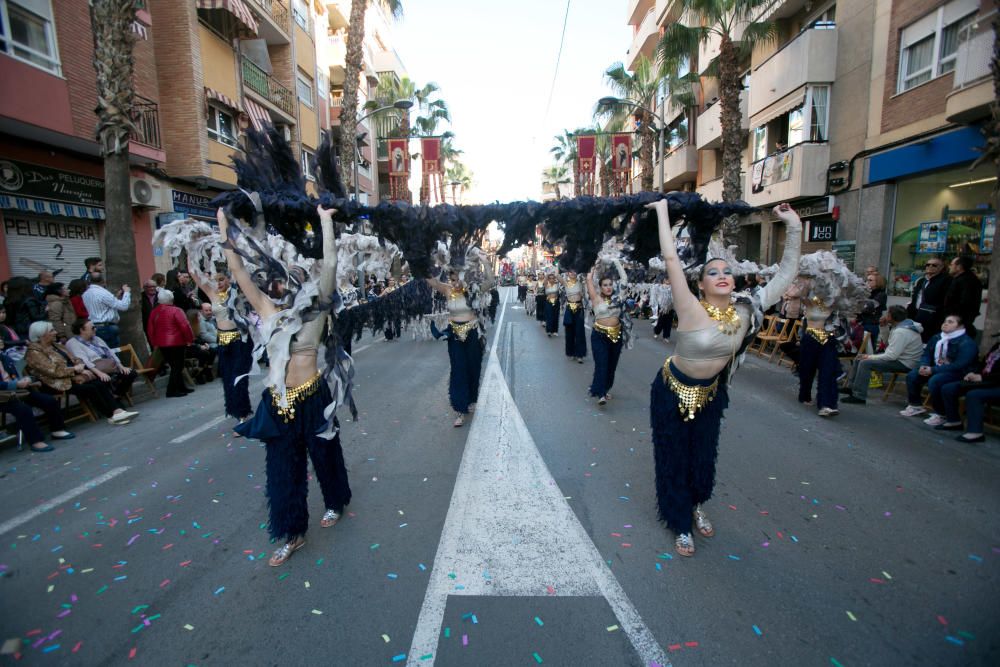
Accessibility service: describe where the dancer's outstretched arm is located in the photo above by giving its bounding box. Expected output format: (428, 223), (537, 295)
(585, 267), (600, 303)
(217, 208), (277, 319)
(756, 204), (803, 310)
(316, 206), (338, 302)
(646, 199), (700, 321)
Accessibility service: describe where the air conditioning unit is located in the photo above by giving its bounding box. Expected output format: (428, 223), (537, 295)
(130, 176), (163, 208)
(275, 124), (293, 142)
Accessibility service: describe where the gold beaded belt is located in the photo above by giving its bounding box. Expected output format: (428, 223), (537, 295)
(217, 330), (241, 345)
(593, 321), (622, 344)
(660, 357), (720, 422)
(567, 301), (582, 313)
(547, 295), (558, 305)
(450, 319), (478, 343)
(806, 327), (831, 345)
(268, 372), (322, 423)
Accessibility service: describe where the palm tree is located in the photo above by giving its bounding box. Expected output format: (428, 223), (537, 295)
(90, 0), (146, 355)
(658, 0), (777, 202)
(446, 162), (473, 204)
(339, 0), (403, 189)
(595, 55), (666, 192)
(367, 76), (450, 201)
(541, 165), (572, 200)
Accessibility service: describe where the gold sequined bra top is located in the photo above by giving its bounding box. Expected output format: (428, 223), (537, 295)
(673, 317), (749, 361)
(592, 298), (619, 320)
(564, 279), (582, 298)
(447, 289), (473, 318)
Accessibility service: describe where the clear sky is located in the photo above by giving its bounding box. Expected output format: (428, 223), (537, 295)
(391, 0), (632, 204)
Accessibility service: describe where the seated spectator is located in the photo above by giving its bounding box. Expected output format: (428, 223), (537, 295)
(196, 302), (219, 346)
(68, 279), (89, 320)
(45, 282), (76, 341)
(0, 305), (25, 361)
(65, 319), (137, 401)
(842, 306), (924, 404)
(899, 314), (978, 419)
(148, 290), (194, 397)
(1, 338), (75, 452)
(25, 321), (138, 425)
(934, 335), (1000, 442)
(15, 285), (47, 338)
(185, 308), (216, 384)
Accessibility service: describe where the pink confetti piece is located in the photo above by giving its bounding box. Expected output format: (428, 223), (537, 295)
(545, 585), (555, 595)
(179, 560), (192, 567)
(57, 610), (71, 618)
(621, 543), (632, 548)
(126, 535), (140, 547)
(667, 644), (682, 652)
(728, 505), (737, 510)
(462, 634), (468, 646)
(937, 615), (948, 626)
(128, 647), (136, 659)
(159, 579), (170, 588)
(761, 542), (770, 548)
(72, 641), (82, 653)
(26, 629), (42, 637)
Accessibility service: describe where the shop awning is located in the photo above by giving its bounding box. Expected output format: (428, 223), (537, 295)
(205, 87), (243, 114)
(130, 20), (148, 40)
(749, 86), (806, 130)
(243, 97), (272, 133)
(0, 194), (105, 220)
(196, 0), (258, 36)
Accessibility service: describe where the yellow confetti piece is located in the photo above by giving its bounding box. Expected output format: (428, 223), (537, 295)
(183, 624), (194, 631)
(81, 568), (93, 574)
(304, 581), (310, 589)
(381, 634), (391, 643)
(606, 625), (619, 632)
(846, 611), (857, 622)
(311, 609), (323, 615)
(882, 571), (892, 580)
(47, 585), (54, 593)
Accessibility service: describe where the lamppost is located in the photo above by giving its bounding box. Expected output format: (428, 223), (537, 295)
(599, 96), (665, 192)
(353, 99), (413, 201)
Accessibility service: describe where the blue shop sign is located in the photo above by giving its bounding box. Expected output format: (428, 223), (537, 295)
(866, 126), (984, 184)
(171, 190), (215, 219)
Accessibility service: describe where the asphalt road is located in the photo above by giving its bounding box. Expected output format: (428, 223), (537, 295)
(1, 287), (997, 666)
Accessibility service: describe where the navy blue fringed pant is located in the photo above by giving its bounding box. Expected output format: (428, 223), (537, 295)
(798, 332), (840, 409)
(544, 299), (559, 334)
(589, 329), (622, 398)
(651, 362), (729, 535)
(563, 305), (586, 358)
(218, 336), (253, 419)
(535, 295), (546, 322)
(448, 328), (483, 414)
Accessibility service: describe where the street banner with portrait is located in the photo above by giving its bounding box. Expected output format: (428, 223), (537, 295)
(611, 134), (632, 173)
(388, 139), (409, 175)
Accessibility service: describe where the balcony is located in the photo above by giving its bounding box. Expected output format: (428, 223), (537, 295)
(328, 31), (348, 84)
(628, 0), (654, 25)
(946, 18), (994, 123)
(625, 6), (660, 71)
(698, 177), (723, 203)
(326, 0), (349, 30)
(748, 26), (837, 122)
(696, 91), (749, 150)
(246, 0), (290, 43)
(660, 142), (697, 190)
(654, 0), (682, 25)
(129, 95), (161, 149)
(744, 142), (830, 208)
(241, 56), (295, 118)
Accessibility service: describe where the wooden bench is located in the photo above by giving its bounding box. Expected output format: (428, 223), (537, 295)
(748, 316), (776, 356)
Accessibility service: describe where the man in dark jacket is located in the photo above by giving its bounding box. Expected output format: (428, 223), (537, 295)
(943, 255), (982, 339)
(140, 279), (159, 342)
(907, 256), (951, 341)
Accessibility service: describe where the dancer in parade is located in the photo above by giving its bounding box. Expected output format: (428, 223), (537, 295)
(517, 272), (528, 304)
(426, 249), (492, 428)
(543, 273), (560, 337)
(646, 200), (803, 556)
(524, 273), (538, 318)
(534, 273), (547, 325)
(586, 256), (630, 405)
(561, 269), (586, 363)
(651, 276), (674, 342)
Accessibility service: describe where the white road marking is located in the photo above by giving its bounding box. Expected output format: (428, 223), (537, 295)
(168, 415), (227, 444)
(407, 288), (668, 666)
(0, 466), (131, 536)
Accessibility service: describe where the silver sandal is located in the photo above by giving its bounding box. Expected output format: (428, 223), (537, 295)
(320, 509), (340, 528)
(675, 532), (695, 556)
(693, 506), (714, 538)
(268, 538), (305, 567)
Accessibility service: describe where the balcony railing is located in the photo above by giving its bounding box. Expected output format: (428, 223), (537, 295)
(241, 56), (295, 116)
(749, 25), (837, 120)
(247, 0), (290, 33)
(129, 95), (161, 149)
(744, 141), (830, 207)
(953, 21), (993, 89)
(626, 6), (659, 70)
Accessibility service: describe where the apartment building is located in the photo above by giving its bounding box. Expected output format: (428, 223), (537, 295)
(622, 0), (993, 290)
(0, 0), (331, 281)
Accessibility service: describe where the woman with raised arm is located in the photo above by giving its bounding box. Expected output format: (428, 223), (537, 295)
(426, 249), (492, 428)
(561, 269), (586, 363)
(646, 199), (802, 557)
(543, 273), (560, 337)
(220, 205), (351, 567)
(189, 267), (254, 429)
(585, 257), (629, 405)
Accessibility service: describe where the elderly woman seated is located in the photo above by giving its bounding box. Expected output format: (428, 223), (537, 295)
(65, 319), (138, 401)
(25, 321), (138, 425)
(1, 337), (75, 452)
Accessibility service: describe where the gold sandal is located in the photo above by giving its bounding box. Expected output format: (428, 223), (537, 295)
(675, 532), (695, 557)
(320, 509), (340, 528)
(268, 537), (305, 567)
(693, 506), (714, 538)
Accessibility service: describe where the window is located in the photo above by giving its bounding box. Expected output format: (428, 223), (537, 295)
(897, 0), (977, 92)
(807, 85), (830, 141)
(296, 69), (313, 107)
(752, 126), (767, 162)
(0, 0), (61, 74)
(292, 0), (308, 30)
(300, 148), (315, 181)
(667, 116), (688, 151)
(207, 105), (238, 147)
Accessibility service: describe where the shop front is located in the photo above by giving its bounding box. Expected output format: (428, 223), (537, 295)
(866, 126), (993, 301)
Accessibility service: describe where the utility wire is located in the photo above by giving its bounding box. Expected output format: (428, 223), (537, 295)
(542, 0), (572, 126)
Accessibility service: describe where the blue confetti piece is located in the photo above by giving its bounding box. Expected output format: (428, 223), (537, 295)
(752, 625), (762, 636)
(790, 536), (799, 543)
(418, 563), (427, 571)
(968, 554), (983, 563)
(655, 563), (662, 571)
(387, 573), (398, 579)
(534, 616), (544, 626)
(945, 636), (964, 646)
(42, 644), (61, 653)
(618, 496), (630, 501)
(214, 586), (225, 595)
(471, 614), (478, 624)
(392, 654), (406, 662)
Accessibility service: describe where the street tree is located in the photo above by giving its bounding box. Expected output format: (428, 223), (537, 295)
(445, 162), (473, 204)
(90, 0), (146, 356)
(974, 9), (999, 355)
(658, 0), (776, 202)
(338, 0), (403, 190)
(541, 165), (572, 200)
(595, 55), (666, 192)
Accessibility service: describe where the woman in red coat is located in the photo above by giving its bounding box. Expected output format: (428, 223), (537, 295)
(148, 288), (194, 397)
